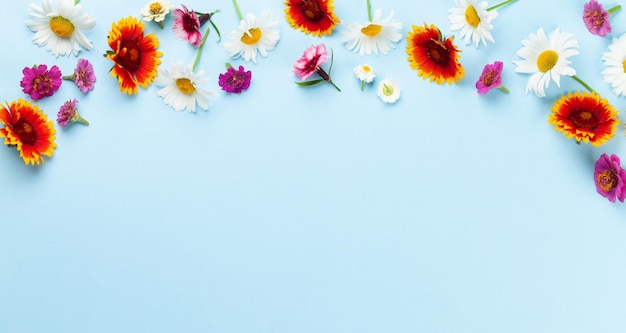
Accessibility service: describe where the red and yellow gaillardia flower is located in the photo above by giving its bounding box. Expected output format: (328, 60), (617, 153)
(284, 0), (339, 37)
(548, 91), (619, 146)
(105, 16), (162, 95)
(406, 23), (465, 85)
(0, 99), (56, 165)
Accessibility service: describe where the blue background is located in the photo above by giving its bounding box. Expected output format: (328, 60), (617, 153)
(2, 0), (626, 332)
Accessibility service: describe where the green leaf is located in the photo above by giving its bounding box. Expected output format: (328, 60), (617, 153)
(295, 79), (325, 86)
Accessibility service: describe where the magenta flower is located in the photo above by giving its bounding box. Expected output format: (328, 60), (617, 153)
(57, 99), (89, 127)
(293, 44), (340, 91)
(218, 64), (252, 93)
(476, 61), (508, 95)
(20, 64), (62, 100)
(62, 58), (96, 93)
(583, 0), (621, 37)
(593, 153), (626, 203)
(172, 5), (216, 47)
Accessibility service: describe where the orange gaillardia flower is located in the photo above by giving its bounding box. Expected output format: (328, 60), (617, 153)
(0, 99), (56, 165)
(406, 23), (465, 85)
(105, 16), (162, 95)
(284, 0), (339, 37)
(548, 91), (619, 146)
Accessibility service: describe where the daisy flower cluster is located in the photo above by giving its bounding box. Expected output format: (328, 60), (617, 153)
(5, 0), (626, 205)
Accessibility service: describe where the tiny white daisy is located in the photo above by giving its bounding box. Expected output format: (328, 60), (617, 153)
(377, 78), (401, 103)
(223, 11), (280, 63)
(601, 33), (626, 96)
(140, 1), (174, 24)
(342, 9), (403, 56)
(513, 27), (579, 97)
(448, 0), (498, 48)
(354, 64), (376, 83)
(155, 62), (216, 113)
(25, 0), (96, 57)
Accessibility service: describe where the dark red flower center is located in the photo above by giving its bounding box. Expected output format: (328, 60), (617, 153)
(597, 168), (618, 192)
(425, 39), (450, 66)
(118, 40), (142, 72)
(183, 12), (199, 31)
(300, 0), (324, 21)
(13, 118), (37, 145)
(571, 109), (599, 130)
(227, 73), (246, 89)
(303, 55), (322, 75)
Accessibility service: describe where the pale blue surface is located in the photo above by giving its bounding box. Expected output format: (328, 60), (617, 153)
(1, 0), (626, 332)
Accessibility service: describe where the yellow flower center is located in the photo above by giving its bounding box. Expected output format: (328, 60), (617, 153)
(361, 24), (382, 37)
(597, 169), (618, 192)
(13, 118), (37, 145)
(241, 28), (262, 45)
(49, 16), (75, 38)
(382, 84), (394, 96)
(622, 60), (626, 73)
(149, 2), (163, 14)
(362, 65), (372, 73)
(537, 50), (558, 73)
(176, 78), (196, 95)
(464, 5), (481, 27)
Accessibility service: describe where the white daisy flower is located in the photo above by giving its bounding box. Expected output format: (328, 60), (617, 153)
(354, 64), (375, 83)
(377, 78), (401, 103)
(140, 1), (174, 25)
(25, 0), (96, 57)
(513, 27), (579, 97)
(155, 62), (216, 113)
(448, 0), (498, 48)
(342, 9), (403, 56)
(223, 11), (280, 63)
(601, 33), (626, 96)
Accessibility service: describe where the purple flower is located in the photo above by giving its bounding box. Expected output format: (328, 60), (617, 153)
(476, 61), (508, 95)
(20, 64), (62, 100)
(583, 0), (614, 37)
(594, 153), (626, 203)
(57, 99), (89, 127)
(218, 65), (252, 93)
(73, 59), (96, 93)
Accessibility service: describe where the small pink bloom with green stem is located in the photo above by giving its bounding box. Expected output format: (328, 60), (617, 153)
(476, 61), (508, 94)
(62, 58), (96, 93)
(583, 0), (621, 37)
(57, 99), (89, 127)
(293, 43), (341, 92)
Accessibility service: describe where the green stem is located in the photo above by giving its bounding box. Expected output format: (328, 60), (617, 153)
(192, 25), (212, 71)
(328, 80), (341, 92)
(62, 74), (75, 81)
(486, 0), (516, 11)
(366, 0), (372, 21)
(571, 75), (595, 93)
(498, 85), (509, 94)
(74, 0), (79, 4)
(156, 20), (164, 29)
(232, 0), (243, 21)
(75, 115), (89, 126)
(361, 80), (365, 91)
(608, 5), (621, 15)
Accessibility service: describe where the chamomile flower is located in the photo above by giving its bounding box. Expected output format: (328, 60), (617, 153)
(354, 64), (375, 90)
(155, 62), (216, 112)
(601, 33), (626, 96)
(448, 0), (499, 47)
(513, 27), (579, 97)
(377, 78), (400, 103)
(342, 9), (403, 56)
(223, 11), (280, 63)
(25, 0), (96, 57)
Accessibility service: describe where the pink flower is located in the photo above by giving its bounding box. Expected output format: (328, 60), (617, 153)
(57, 99), (89, 127)
(20, 64), (62, 100)
(475, 61), (508, 95)
(293, 44), (328, 80)
(173, 5), (202, 47)
(63, 58), (96, 93)
(218, 64), (252, 94)
(172, 5), (214, 47)
(293, 43), (341, 91)
(582, 0), (619, 37)
(593, 153), (626, 203)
